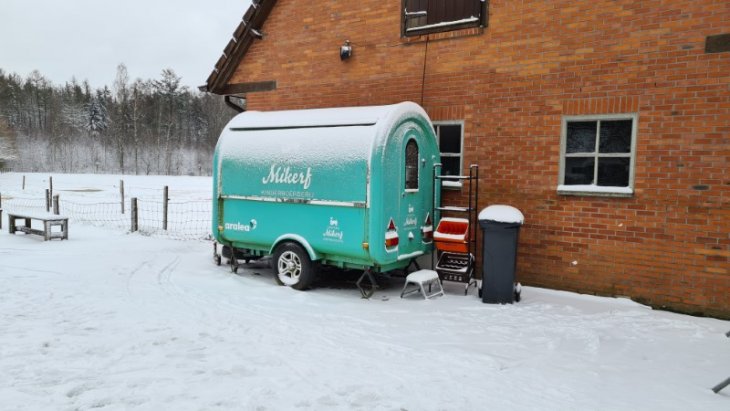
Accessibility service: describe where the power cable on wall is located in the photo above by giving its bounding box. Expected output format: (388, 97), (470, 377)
(420, 36), (429, 107)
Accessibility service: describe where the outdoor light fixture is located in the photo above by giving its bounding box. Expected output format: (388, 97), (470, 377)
(340, 40), (352, 61)
(250, 28), (263, 40)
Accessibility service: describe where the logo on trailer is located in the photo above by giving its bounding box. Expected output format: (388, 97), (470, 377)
(262, 164), (313, 190)
(224, 219), (258, 232)
(404, 203), (418, 227)
(323, 216), (344, 242)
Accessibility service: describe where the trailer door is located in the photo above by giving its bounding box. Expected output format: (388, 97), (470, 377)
(398, 131), (426, 260)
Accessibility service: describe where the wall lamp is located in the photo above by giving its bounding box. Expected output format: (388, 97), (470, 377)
(340, 40), (353, 61)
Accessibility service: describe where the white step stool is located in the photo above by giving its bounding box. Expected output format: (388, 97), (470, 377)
(400, 269), (444, 300)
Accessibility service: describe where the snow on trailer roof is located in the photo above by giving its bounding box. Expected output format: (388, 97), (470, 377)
(226, 102), (429, 130)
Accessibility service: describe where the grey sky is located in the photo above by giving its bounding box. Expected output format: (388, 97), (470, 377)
(0, 0), (249, 89)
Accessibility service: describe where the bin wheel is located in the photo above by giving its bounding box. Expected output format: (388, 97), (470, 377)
(273, 242), (314, 290)
(214, 254), (222, 266)
(231, 264), (238, 274)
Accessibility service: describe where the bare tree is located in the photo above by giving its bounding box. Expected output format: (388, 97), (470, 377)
(0, 65), (234, 175)
(0, 117), (18, 170)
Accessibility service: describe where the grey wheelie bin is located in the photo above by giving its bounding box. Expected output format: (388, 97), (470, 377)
(479, 205), (524, 304)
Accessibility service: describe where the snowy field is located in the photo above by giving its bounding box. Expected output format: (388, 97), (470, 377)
(1, 172), (729, 410)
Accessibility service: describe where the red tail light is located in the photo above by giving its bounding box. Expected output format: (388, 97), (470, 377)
(385, 218), (399, 249)
(387, 218), (397, 231)
(422, 213), (433, 242)
(385, 233), (399, 248)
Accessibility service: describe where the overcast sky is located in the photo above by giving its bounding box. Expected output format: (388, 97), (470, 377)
(0, 0), (249, 89)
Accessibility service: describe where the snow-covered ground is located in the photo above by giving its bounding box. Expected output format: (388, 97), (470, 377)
(1, 173), (729, 410)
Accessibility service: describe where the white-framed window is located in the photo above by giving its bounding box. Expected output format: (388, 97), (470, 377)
(558, 113), (638, 197)
(434, 121), (464, 189)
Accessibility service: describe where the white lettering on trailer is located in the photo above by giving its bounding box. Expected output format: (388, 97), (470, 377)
(262, 164), (313, 190)
(224, 220), (257, 232)
(323, 217), (344, 242)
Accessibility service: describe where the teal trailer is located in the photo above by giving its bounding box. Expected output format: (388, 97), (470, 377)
(212, 102), (441, 290)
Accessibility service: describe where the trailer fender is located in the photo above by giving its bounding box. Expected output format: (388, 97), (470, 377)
(270, 235), (322, 261)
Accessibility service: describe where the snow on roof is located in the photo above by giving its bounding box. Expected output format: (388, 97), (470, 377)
(478, 205), (524, 224)
(226, 102), (427, 130)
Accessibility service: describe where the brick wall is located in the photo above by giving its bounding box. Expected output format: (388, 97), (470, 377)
(227, 0), (730, 317)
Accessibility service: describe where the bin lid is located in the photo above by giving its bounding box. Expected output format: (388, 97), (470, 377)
(478, 205), (524, 224)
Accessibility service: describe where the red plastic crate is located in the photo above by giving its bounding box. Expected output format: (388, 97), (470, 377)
(434, 217), (469, 253)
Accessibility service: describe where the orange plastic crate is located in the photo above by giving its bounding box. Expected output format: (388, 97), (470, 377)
(434, 218), (469, 253)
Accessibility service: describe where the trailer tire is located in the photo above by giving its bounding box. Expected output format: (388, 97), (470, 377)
(273, 242), (314, 290)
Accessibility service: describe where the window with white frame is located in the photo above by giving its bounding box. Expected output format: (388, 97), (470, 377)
(434, 122), (463, 187)
(559, 114), (638, 196)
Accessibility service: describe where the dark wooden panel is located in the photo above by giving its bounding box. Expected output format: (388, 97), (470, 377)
(706, 33), (730, 54)
(220, 81), (277, 95)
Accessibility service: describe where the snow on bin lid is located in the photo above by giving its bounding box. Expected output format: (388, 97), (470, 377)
(227, 102), (426, 130)
(478, 205), (524, 224)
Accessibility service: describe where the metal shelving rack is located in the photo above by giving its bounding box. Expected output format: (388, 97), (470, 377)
(432, 163), (479, 295)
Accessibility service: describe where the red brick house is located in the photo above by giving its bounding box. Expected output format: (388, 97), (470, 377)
(201, 0), (730, 318)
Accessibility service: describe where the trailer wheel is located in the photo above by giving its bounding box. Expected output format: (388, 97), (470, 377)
(273, 242), (313, 290)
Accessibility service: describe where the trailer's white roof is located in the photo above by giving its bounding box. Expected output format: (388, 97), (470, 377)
(227, 102), (426, 130)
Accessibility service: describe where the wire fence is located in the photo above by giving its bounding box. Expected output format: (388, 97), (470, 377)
(1, 194), (212, 241)
(137, 200), (212, 240)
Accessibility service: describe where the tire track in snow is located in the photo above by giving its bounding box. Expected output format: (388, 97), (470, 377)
(124, 259), (154, 296)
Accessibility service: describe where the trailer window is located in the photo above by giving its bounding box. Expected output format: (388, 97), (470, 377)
(405, 139), (419, 190)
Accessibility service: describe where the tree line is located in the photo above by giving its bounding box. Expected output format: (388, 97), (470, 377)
(0, 64), (235, 175)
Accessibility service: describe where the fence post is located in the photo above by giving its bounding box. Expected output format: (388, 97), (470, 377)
(163, 185), (168, 230)
(0, 192), (2, 208)
(22, 175), (25, 190)
(120, 179), (125, 214)
(53, 195), (59, 215)
(49, 176), (53, 200)
(45, 189), (50, 212)
(131, 197), (138, 232)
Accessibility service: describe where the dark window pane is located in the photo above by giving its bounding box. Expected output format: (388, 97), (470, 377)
(428, 0), (480, 25)
(597, 157), (630, 187)
(566, 121), (597, 153)
(438, 124), (461, 154)
(405, 140), (419, 189)
(404, 0), (482, 34)
(405, 0), (428, 29)
(440, 157), (461, 177)
(564, 157), (595, 185)
(599, 120), (633, 153)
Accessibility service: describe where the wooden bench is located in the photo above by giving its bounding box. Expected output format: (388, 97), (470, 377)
(8, 212), (69, 241)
